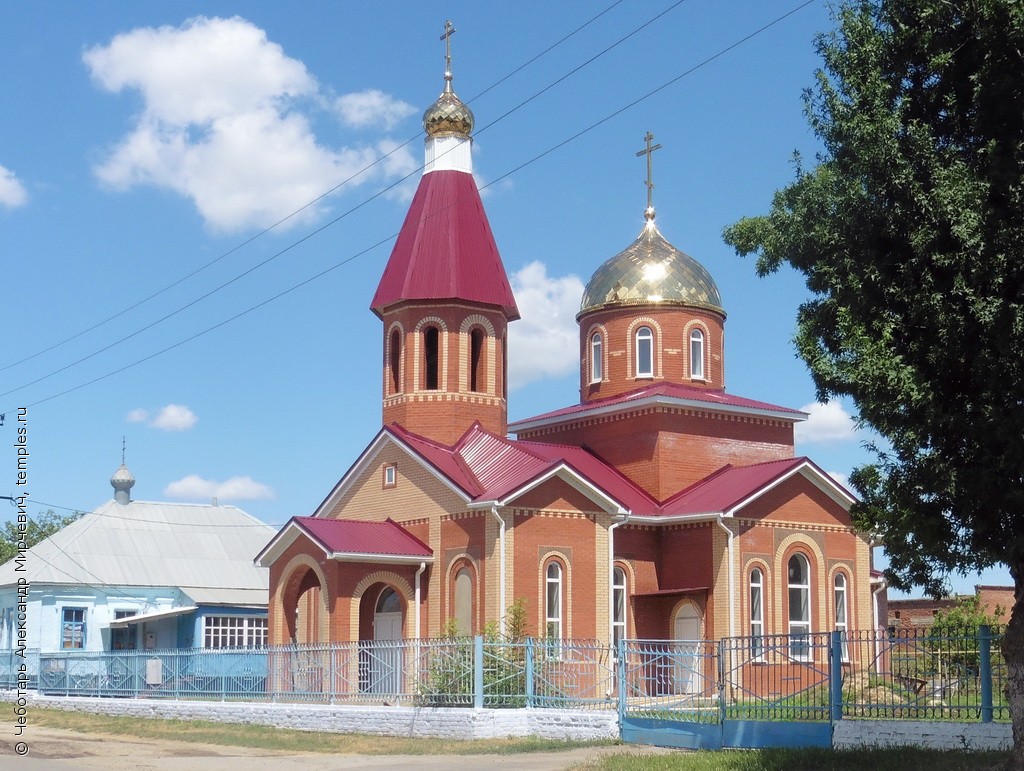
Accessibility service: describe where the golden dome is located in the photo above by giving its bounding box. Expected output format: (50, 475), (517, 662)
(578, 217), (723, 319)
(423, 80), (474, 138)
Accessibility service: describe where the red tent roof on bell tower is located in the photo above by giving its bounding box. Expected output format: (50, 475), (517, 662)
(371, 169), (520, 320)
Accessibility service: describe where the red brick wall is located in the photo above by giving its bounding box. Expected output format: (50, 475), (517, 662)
(381, 301), (510, 444)
(518, 408), (793, 499)
(578, 306), (726, 400)
(511, 510), (599, 639)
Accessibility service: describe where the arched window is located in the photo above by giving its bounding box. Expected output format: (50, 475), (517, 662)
(423, 326), (439, 390)
(689, 329), (705, 379)
(788, 554), (811, 660)
(590, 333), (603, 383)
(502, 332), (508, 398)
(635, 326), (653, 378)
(749, 568), (764, 660)
(834, 572), (849, 661)
(470, 328), (485, 392)
(545, 561), (563, 640)
(612, 566), (627, 646)
(376, 587), (401, 614)
(389, 329), (402, 394)
(454, 567), (473, 636)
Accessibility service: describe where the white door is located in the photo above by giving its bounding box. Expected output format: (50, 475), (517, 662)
(370, 589), (403, 694)
(672, 604), (702, 695)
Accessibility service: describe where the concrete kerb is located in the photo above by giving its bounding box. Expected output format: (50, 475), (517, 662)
(2, 691), (619, 741)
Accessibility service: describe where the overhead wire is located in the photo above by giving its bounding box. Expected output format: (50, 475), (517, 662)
(2, 0), (817, 415)
(0, 1), (627, 377)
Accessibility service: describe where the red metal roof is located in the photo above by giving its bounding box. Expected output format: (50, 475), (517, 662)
(294, 516), (432, 558)
(371, 170), (520, 319)
(379, 427), (848, 521)
(508, 381), (805, 432)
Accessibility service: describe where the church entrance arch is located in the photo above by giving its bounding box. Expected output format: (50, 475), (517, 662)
(276, 555), (329, 646)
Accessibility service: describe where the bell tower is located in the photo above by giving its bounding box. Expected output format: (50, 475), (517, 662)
(370, 22), (519, 445)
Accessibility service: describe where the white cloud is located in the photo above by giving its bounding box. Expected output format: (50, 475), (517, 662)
(126, 408), (149, 423)
(335, 89), (415, 130)
(795, 399), (858, 444)
(150, 404), (198, 431)
(164, 474), (274, 501)
(827, 470), (851, 490)
(508, 261), (584, 390)
(0, 165), (28, 208)
(84, 16), (415, 232)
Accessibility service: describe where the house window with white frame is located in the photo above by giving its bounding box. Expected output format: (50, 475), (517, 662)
(787, 554), (811, 660)
(590, 333), (603, 383)
(635, 326), (653, 377)
(612, 566), (627, 647)
(749, 568), (765, 660)
(689, 328), (705, 379)
(834, 572), (849, 661)
(204, 616), (268, 648)
(61, 607), (86, 649)
(545, 561), (563, 641)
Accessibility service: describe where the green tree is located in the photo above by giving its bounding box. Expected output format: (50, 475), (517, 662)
(0, 509), (83, 564)
(722, 1), (1024, 764)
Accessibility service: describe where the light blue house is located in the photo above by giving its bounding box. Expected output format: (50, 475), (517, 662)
(0, 465), (274, 655)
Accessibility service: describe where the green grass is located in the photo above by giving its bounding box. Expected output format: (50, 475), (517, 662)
(30, 707), (616, 756)
(582, 746), (1009, 770)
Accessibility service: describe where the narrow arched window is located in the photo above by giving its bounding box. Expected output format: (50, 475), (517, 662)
(545, 562), (563, 640)
(834, 573), (849, 661)
(788, 554), (811, 660)
(502, 332), (508, 398)
(612, 566), (627, 647)
(635, 326), (653, 378)
(470, 328), (485, 392)
(749, 568), (764, 660)
(389, 329), (402, 394)
(454, 567), (473, 636)
(689, 329), (705, 379)
(423, 326), (439, 390)
(590, 333), (603, 383)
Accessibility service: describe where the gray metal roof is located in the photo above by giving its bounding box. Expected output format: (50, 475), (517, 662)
(0, 499), (275, 605)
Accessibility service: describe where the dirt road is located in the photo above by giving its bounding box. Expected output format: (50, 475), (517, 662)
(1, 727), (674, 770)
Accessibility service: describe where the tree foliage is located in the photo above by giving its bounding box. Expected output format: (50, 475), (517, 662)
(723, 0), (1024, 597)
(0, 509), (83, 565)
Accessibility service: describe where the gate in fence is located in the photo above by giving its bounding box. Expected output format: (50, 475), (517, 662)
(619, 633), (839, 749)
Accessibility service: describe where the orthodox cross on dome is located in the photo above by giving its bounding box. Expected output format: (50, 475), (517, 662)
(121, 435), (126, 465)
(636, 131), (663, 222)
(441, 19), (456, 89)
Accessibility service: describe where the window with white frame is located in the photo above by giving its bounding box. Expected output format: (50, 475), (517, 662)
(590, 333), (603, 383)
(635, 326), (653, 377)
(834, 572), (849, 660)
(0, 608), (12, 649)
(787, 554), (811, 660)
(61, 607), (86, 649)
(689, 329), (705, 379)
(203, 616), (268, 649)
(612, 566), (627, 647)
(749, 568), (765, 660)
(545, 561), (563, 640)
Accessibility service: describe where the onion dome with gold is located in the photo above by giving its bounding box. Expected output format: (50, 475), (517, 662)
(578, 208), (724, 319)
(423, 76), (474, 138)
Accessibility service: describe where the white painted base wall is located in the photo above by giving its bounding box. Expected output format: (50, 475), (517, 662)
(3, 691), (618, 741)
(833, 719), (1012, 751)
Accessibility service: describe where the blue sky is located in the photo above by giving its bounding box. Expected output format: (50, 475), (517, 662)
(0, 1), (1009, 597)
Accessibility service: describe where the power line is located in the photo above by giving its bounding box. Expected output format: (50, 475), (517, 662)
(0, 1), (627, 378)
(2, 1), (816, 413)
(22, 497), (286, 528)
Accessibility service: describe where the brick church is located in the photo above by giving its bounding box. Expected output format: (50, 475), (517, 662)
(257, 43), (878, 650)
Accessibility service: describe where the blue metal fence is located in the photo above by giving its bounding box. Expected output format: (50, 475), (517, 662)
(9, 625), (1008, 727)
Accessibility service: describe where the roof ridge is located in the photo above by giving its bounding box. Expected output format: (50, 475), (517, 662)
(659, 464), (735, 508)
